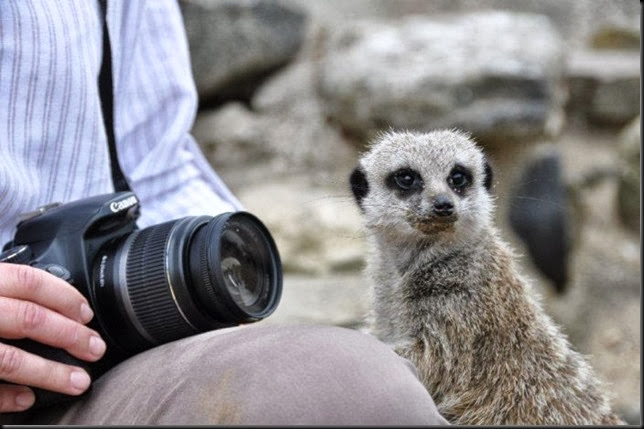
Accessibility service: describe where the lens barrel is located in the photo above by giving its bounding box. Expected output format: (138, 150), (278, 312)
(92, 212), (282, 355)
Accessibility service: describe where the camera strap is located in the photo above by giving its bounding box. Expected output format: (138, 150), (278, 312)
(98, 0), (131, 193)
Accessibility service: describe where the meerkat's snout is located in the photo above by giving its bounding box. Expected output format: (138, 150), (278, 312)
(431, 194), (455, 218)
(413, 192), (459, 234)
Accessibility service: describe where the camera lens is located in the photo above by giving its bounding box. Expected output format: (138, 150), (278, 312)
(92, 212), (282, 355)
(188, 212), (282, 322)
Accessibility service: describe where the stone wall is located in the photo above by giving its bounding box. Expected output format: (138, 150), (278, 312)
(179, 0), (640, 423)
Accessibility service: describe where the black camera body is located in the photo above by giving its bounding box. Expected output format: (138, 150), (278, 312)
(0, 192), (282, 408)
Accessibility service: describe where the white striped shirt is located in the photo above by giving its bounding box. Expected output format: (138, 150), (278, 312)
(0, 0), (242, 246)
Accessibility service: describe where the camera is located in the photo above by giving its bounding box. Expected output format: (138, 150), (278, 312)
(0, 192), (282, 408)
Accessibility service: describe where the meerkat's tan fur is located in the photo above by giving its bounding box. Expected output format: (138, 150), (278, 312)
(350, 129), (623, 425)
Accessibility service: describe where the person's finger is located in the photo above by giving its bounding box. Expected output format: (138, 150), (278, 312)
(0, 263), (94, 324)
(0, 343), (91, 396)
(0, 297), (106, 362)
(0, 384), (35, 413)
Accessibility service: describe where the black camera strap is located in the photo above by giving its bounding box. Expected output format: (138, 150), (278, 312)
(98, 0), (131, 193)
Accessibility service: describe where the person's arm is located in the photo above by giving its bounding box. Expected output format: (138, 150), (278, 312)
(0, 263), (106, 413)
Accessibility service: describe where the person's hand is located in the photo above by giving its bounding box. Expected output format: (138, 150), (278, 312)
(0, 263), (106, 413)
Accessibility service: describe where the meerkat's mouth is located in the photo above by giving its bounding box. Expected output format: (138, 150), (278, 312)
(411, 214), (458, 234)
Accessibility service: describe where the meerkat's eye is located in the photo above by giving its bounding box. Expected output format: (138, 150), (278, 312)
(447, 165), (472, 193)
(386, 168), (423, 193)
(395, 171), (416, 189)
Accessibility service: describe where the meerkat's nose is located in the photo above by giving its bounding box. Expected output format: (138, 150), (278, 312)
(432, 194), (454, 217)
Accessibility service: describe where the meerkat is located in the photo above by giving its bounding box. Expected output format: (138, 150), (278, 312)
(349, 129), (624, 425)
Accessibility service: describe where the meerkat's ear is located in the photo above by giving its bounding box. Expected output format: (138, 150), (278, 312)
(350, 167), (369, 210)
(483, 160), (493, 191)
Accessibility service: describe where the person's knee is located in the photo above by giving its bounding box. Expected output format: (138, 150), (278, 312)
(286, 325), (447, 425)
(188, 324), (447, 425)
(31, 324), (447, 425)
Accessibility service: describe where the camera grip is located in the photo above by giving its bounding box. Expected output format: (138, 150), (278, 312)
(1, 338), (94, 410)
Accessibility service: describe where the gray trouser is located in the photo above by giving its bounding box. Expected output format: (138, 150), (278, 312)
(7, 324), (448, 425)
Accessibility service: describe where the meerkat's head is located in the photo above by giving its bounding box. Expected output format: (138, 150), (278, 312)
(350, 129), (494, 247)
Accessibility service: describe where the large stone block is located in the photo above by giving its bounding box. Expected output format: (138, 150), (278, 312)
(566, 50), (640, 128)
(180, 0), (307, 103)
(317, 11), (566, 144)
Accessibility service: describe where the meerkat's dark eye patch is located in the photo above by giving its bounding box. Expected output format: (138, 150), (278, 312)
(447, 165), (472, 194)
(350, 167), (369, 210)
(484, 160), (493, 191)
(386, 168), (424, 195)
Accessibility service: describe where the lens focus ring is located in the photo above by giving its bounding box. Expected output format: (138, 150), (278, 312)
(125, 221), (197, 344)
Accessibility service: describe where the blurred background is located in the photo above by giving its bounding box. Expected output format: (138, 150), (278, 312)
(178, 0), (640, 423)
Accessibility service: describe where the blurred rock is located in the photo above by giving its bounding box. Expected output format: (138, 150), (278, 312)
(193, 61), (359, 190)
(469, 0), (640, 51)
(192, 102), (273, 169)
(589, 77), (640, 127)
(590, 26), (640, 50)
(251, 61), (359, 185)
(284, 0), (640, 51)
(539, 127), (641, 425)
(565, 50), (640, 127)
(616, 116), (640, 233)
(545, 221), (641, 424)
(261, 273), (369, 328)
(235, 179), (367, 275)
(179, 0), (307, 104)
(316, 11), (566, 144)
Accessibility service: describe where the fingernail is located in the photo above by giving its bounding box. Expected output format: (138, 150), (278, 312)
(80, 303), (94, 323)
(15, 390), (35, 409)
(70, 370), (91, 392)
(89, 335), (106, 357)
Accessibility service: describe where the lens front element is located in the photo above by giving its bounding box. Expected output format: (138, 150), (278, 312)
(220, 219), (273, 313)
(190, 211), (282, 323)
